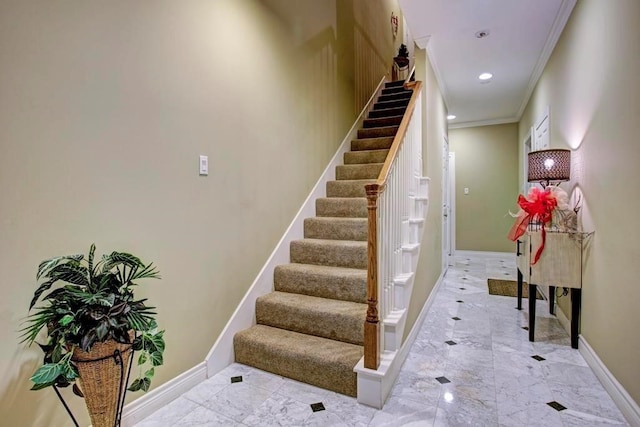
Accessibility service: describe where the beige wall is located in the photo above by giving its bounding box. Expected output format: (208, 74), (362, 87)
(404, 46), (448, 339)
(449, 124), (519, 252)
(519, 0), (640, 404)
(0, 1), (401, 425)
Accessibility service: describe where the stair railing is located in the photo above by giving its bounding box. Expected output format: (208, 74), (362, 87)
(364, 81), (423, 370)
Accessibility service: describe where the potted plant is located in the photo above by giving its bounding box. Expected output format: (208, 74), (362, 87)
(397, 43), (409, 58)
(20, 244), (165, 427)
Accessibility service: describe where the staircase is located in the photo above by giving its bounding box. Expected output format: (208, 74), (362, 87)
(233, 80), (412, 397)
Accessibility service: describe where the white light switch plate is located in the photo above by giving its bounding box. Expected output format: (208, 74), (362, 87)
(199, 155), (208, 176)
(464, 187), (469, 195)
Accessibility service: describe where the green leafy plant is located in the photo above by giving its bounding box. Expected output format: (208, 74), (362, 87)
(21, 244), (164, 394)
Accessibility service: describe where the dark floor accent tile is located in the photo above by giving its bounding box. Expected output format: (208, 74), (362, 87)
(452, 317), (461, 321)
(532, 355), (546, 361)
(445, 340), (457, 346)
(464, 269), (469, 272)
(547, 401), (567, 411)
(230, 376), (243, 383)
(504, 273), (511, 276)
(462, 277), (468, 280)
(456, 300), (464, 303)
(522, 326), (529, 331)
(310, 402), (325, 412)
(435, 376), (451, 384)
(459, 287), (466, 290)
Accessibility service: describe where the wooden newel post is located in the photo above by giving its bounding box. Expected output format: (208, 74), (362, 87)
(364, 183), (380, 370)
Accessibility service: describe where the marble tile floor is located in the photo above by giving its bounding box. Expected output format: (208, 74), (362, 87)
(135, 253), (628, 426)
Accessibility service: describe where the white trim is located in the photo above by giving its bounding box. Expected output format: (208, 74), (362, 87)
(449, 151), (456, 265)
(522, 128), (534, 194)
(578, 336), (640, 427)
(454, 250), (514, 258)
(448, 116), (519, 130)
(414, 35), (430, 50)
(516, 0), (577, 119)
(121, 362), (207, 427)
(442, 135), (450, 271)
(204, 77), (388, 378)
(355, 270), (445, 408)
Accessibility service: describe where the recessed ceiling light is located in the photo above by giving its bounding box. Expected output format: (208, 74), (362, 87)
(479, 73), (493, 81)
(447, 115), (456, 120)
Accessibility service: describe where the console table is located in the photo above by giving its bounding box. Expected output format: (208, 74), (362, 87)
(516, 230), (591, 348)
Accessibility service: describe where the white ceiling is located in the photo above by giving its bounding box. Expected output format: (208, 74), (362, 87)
(399, 0), (576, 128)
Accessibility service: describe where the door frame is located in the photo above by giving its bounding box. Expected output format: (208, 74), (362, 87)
(442, 135), (455, 269)
(448, 151), (456, 264)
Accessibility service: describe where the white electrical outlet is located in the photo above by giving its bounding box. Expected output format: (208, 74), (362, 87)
(199, 155), (208, 176)
(464, 187), (469, 195)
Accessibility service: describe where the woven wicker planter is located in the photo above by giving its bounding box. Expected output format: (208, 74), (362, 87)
(72, 337), (134, 427)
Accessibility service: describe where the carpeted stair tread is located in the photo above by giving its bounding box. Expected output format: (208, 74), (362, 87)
(358, 125), (399, 139)
(304, 217), (367, 241)
(234, 325), (362, 396)
(373, 98), (410, 110)
(363, 115), (403, 128)
(378, 91), (412, 103)
(326, 179), (375, 198)
(385, 80), (405, 88)
(351, 137), (394, 151)
(336, 163), (383, 180)
(368, 106), (407, 119)
(256, 291), (366, 345)
(344, 149), (389, 165)
(274, 263), (366, 303)
(316, 197), (367, 217)
(290, 238), (367, 269)
(381, 86), (410, 95)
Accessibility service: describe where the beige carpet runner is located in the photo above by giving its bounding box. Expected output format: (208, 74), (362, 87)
(233, 80), (411, 396)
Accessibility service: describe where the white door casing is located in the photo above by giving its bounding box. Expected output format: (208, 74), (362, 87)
(442, 136), (451, 269)
(534, 106), (550, 150)
(448, 152), (456, 265)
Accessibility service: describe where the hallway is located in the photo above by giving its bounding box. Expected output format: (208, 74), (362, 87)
(135, 253), (627, 426)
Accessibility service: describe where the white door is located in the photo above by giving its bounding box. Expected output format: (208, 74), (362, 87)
(442, 136), (451, 269)
(534, 106), (550, 150)
(448, 152), (456, 264)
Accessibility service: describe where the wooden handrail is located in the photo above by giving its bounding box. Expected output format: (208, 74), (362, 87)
(363, 80), (422, 370)
(375, 81), (422, 188)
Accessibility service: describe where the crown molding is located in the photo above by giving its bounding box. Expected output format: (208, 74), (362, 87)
(448, 116), (519, 130)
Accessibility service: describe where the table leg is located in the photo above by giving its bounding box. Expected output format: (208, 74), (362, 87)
(571, 288), (582, 349)
(517, 269), (523, 310)
(529, 284), (536, 342)
(549, 286), (555, 315)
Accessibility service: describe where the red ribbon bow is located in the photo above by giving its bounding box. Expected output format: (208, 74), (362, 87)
(508, 187), (557, 264)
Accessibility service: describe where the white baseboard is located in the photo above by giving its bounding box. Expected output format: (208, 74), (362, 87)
(121, 362), (207, 426)
(204, 77), (388, 377)
(355, 270), (445, 408)
(578, 336), (640, 427)
(455, 250), (515, 258)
